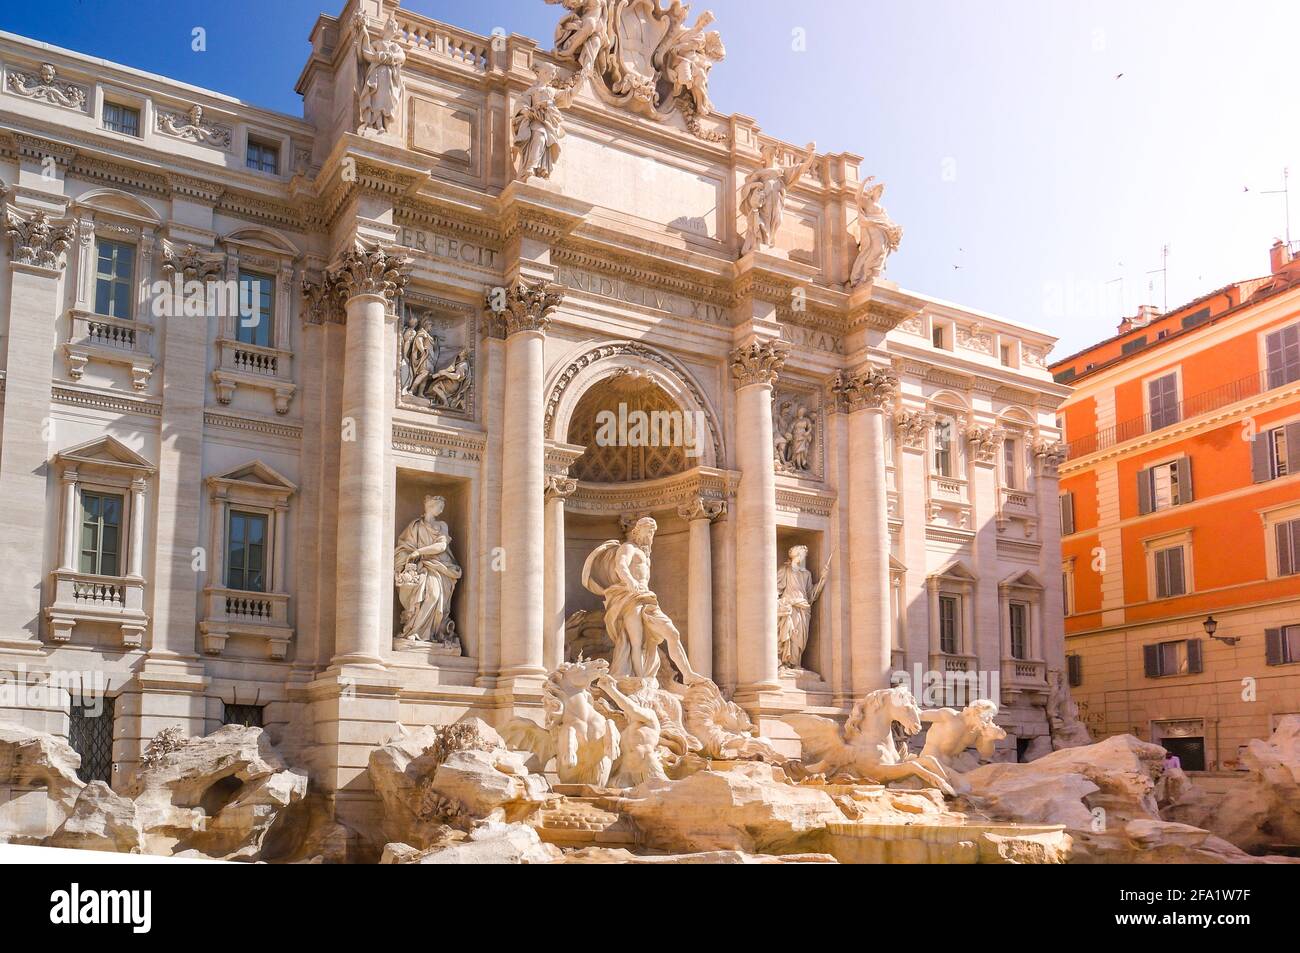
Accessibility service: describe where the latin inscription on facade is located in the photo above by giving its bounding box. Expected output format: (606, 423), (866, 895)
(556, 264), (727, 325)
(400, 227), (498, 270)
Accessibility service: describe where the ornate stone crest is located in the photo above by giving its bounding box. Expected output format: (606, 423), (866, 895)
(546, 0), (726, 138)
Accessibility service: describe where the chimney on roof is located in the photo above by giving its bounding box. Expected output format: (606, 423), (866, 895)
(1271, 239), (1295, 275)
(1118, 304), (1161, 333)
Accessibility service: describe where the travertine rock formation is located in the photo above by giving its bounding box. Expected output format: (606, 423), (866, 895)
(369, 718), (550, 850)
(126, 724), (308, 860)
(0, 722), (85, 840)
(381, 822), (561, 865)
(48, 781), (143, 853)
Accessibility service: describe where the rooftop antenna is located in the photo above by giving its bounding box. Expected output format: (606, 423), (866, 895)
(1260, 168), (1292, 250)
(1105, 276), (1125, 324)
(1145, 244), (1169, 313)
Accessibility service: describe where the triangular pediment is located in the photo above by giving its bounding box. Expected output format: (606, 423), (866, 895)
(931, 561), (976, 583)
(55, 435), (154, 471)
(1001, 570), (1044, 590)
(212, 460), (297, 492)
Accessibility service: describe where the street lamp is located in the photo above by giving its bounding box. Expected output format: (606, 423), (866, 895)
(1203, 615), (1240, 646)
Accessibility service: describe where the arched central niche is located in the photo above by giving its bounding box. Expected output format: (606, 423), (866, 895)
(567, 372), (690, 483)
(546, 340), (725, 475)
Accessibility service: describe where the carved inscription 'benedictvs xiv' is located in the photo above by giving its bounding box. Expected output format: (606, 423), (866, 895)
(555, 263), (727, 324)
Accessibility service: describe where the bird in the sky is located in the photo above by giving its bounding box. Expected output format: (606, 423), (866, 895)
(1115, 73), (1124, 80)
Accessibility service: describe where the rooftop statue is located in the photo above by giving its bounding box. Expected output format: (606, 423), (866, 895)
(849, 177), (904, 287)
(512, 62), (576, 180)
(739, 142), (818, 256)
(355, 14), (405, 134)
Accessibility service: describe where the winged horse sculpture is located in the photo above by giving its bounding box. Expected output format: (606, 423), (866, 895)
(785, 686), (955, 796)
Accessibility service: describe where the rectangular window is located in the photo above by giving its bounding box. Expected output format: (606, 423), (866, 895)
(94, 239), (136, 320)
(1009, 601), (1030, 659)
(102, 102), (140, 137)
(932, 324), (945, 349)
(79, 490), (123, 577)
(1153, 545), (1187, 598)
(1138, 458), (1192, 514)
(1148, 372), (1180, 430)
(1000, 343), (1012, 366)
(1276, 518), (1300, 577)
(222, 703), (264, 728)
(1266, 324), (1300, 389)
(933, 419), (953, 477)
(246, 139), (279, 174)
(1266, 625), (1300, 666)
(236, 272), (274, 348)
(1144, 639), (1203, 678)
(226, 510), (268, 592)
(68, 696), (115, 783)
(1003, 438), (1019, 489)
(939, 594), (960, 654)
(1062, 570), (1072, 615)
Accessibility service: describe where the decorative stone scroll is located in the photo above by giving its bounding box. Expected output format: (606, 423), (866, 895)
(485, 278), (565, 337)
(331, 241), (413, 303)
(5, 209), (74, 270)
(965, 426), (1006, 465)
(676, 497), (724, 523)
(894, 409), (936, 450)
(730, 340), (787, 388)
(156, 105), (232, 149)
(4, 63), (87, 110)
(828, 366), (897, 413)
(544, 475), (579, 500)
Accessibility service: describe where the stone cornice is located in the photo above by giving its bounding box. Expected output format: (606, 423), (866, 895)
(566, 466), (739, 517)
(392, 422), (487, 460)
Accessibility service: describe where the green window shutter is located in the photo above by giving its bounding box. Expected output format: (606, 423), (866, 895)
(1252, 430), (1274, 483)
(1137, 468), (1152, 515)
(1067, 653), (1083, 686)
(1186, 638), (1204, 674)
(1279, 522), (1296, 577)
(1060, 492), (1075, 535)
(1173, 456), (1193, 504)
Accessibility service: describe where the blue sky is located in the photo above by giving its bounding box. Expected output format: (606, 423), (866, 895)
(4, 0), (1298, 359)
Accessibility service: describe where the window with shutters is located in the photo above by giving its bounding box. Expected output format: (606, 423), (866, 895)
(1275, 518), (1300, 577)
(1265, 323), (1300, 389)
(1253, 422), (1300, 483)
(1067, 653), (1083, 687)
(939, 594), (960, 654)
(68, 696), (115, 783)
(1147, 372), (1180, 430)
(1059, 492), (1076, 535)
(1143, 638), (1203, 678)
(1009, 601), (1030, 659)
(933, 418), (955, 477)
(1138, 458), (1192, 514)
(1265, 625), (1300, 666)
(1153, 545), (1187, 598)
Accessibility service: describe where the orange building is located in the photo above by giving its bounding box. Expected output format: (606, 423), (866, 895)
(1051, 242), (1300, 770)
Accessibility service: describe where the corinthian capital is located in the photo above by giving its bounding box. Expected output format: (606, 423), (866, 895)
(5, 208), (74, 270)
(301, 271), (347, 325)
(730, 341), (787, 388)
(829, 366), (898, 413)
(894, 409), (936, 450)
(1033, 438), (1068, 475)
(330, 240), (412, 303)
(160, 240), (223, 282)
(486, 278), (564, 337)
(966, 426), (1006, 465)
(544, 475), (579, 501)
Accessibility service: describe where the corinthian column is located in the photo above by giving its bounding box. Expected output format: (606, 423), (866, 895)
(493, 279), (564, 683)
(678, 497), (725, 681)
(330, 242), (411, 668)
(543, 475), (578, 672)
(731, 341), (787, 694)
(833, 366), (898, 696)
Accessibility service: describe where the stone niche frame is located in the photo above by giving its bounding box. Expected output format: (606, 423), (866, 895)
(395, 290), (478, 422)
(772, 378), (825, 482)
(545, 339), (726, 470)
(199, 461), (297, 660)
(390, 466), (478, 676)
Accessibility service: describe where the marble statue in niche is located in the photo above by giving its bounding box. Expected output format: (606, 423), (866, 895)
(356, 15), (405, 134)
(776, 545), (831, 671)
(581, 516), (702, 683)
(739, 142), (818, 256)
(849, 176), (903, 288)
(394, 494), (462, 651)
(773, 398), (815, 473)
(398, 307), (473, 413)
(512, 62), (575, 181)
